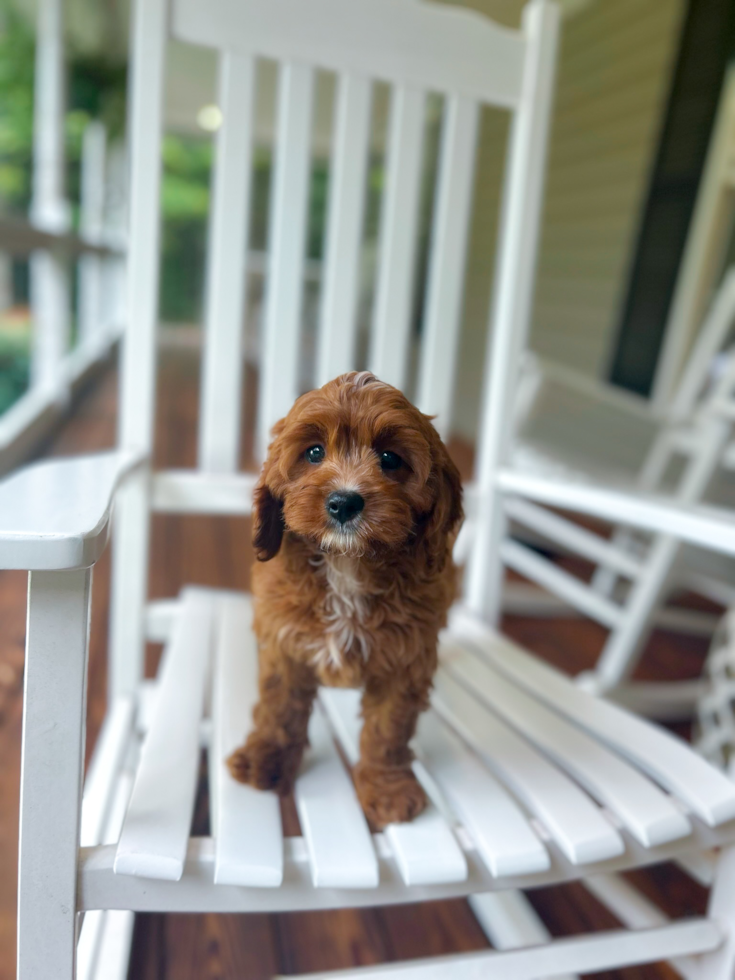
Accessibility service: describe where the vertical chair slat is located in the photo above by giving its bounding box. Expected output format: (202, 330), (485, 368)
(114, 590), (213, 881)
(258, 62), (315, 457)
(319, 687), (468, 886)
(433, 667), (624, 866)
(415, 709), (549, 878)
(110, 0), (168, 704)
(442, 642), (691, 848)
(417, 96), (479, 440)
(199, 53), (256, 473)
(455, 618), (735, 826)
(210, 594), (283, 886)
(368, 84), (426, 390)
(295, 704), (379, 888)
(317, 72), (372, 386)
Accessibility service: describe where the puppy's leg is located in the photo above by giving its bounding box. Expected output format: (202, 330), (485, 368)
(354, 675), (430, 827)
(227, 647), (316, 796)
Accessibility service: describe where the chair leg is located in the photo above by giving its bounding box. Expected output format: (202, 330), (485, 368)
(17, 569), (92, 980)
(700, 845), (735, 980)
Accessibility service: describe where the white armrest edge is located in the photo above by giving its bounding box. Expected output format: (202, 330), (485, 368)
(0, 449), (147, 570)
(498, 468), (735, 558)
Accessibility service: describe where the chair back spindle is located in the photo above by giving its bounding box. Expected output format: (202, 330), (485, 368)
(199, 53), (257, 474)
(416, 95), (480, 439)
(316, 73), (373, 387)
(368, 85), (427, 391)
(258, 63), (315, 458)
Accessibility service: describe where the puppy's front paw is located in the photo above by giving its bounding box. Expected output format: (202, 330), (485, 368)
(227, 734), (302, 796)
(354, 762), (428, 828)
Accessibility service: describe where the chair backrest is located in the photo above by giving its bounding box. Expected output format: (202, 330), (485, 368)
(110, 0), (560, 698)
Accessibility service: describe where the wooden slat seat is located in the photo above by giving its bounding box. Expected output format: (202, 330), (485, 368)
(104, 588), (735, 904)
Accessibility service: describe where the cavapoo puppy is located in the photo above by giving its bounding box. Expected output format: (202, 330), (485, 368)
(227, 371), (463, 827)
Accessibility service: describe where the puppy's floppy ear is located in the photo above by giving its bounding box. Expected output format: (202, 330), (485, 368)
(252, 423), (286, 561)
(420, 438), (464, 569)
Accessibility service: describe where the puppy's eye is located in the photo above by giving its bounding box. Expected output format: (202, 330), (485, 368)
(380, 450), (403, 471)
(305, 445), (325, 464)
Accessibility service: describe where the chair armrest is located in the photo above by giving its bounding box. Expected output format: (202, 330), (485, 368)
(0, 450), (146, 570)
(497, 467), (735, 558)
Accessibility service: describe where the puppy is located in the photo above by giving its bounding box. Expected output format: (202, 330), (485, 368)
(227, 371), (463, 827)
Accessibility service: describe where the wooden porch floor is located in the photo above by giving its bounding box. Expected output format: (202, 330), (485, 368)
(0, 348), (716, 979)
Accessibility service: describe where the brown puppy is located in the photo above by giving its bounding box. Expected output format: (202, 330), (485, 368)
(227, 371), (463, 827)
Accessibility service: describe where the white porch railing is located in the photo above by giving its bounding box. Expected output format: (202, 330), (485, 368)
(0, 0), (126, 474)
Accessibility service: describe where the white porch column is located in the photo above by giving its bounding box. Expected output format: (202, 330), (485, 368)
(30, 0), (71, 396)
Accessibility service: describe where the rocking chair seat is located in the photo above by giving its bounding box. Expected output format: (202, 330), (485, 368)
(78, 587), (735, 916)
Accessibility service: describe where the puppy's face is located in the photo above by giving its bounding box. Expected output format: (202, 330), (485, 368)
(253, 372), (462, 561)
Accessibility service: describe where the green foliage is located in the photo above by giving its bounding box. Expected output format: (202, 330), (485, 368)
(0, 329), (30, 413)
(0, 3), (35, 214)
(159, 135), (212, 321)
(157, 137), (337, 322)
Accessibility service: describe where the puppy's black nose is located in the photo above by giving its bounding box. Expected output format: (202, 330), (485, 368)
(326, 491), (365, 525)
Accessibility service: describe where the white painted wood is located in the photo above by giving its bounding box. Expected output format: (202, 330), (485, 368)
(369, 85), (426, 390)
(0, 450), (143, 571)
(152, 470), (256, 515)
(451, 610), (735, 826)
(433, 667), (625, 865)
(108, 0), (166, 710)
(317, 73), (372, 385)
(145, 599), (180, 644)
(669, 266), (735, 421)
(504, 496), (642, 579)
(464, 0), (560, 623)
(295, 705), (379, 888)
(268, 920), (722, 980)
(653, 65), (735, 408)
(258, 63), (314, 457)
(468, 892), (562, 955)
(417, 96), (479, 439)
(199, 53), (256, 473)
(118, 0), (166, 453)
(594, 417), (732, 689)
(468, 892), (577, 980)
(30, 0), (72, 399)
(78, 809), (735, 913)
(109, 470), (150, 700)
(497, 467), (735, 558)
(115, 590), (214, 880)
(18, 569), (92, 980)
(172, 0), (526, 107)
(415, 710), (549, 877)
(89, 911), (135, 980)
(78, 121), (107, 350)
(78, 771), (135, 980)
(700, 845), (735, 980)
(500, 538), (622, 628)
(210, 594), (283, 886)
(677, 850), (717, 887)
(81, 696), (135, 847)
(442, 642), (691, 848)
(30, 249), (71, 396)
(319, 687), (467, 886)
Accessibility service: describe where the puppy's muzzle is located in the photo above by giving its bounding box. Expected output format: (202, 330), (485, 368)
(326, 491), (364, 526)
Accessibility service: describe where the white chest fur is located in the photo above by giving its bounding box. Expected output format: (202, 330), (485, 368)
(313, 554), (372, 669)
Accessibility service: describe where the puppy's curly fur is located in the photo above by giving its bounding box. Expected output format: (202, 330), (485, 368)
(227, 371), (463, 827)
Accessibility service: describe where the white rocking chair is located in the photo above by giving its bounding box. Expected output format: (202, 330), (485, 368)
(494, 271), (735, 719)
(11, 1), (735, 978)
